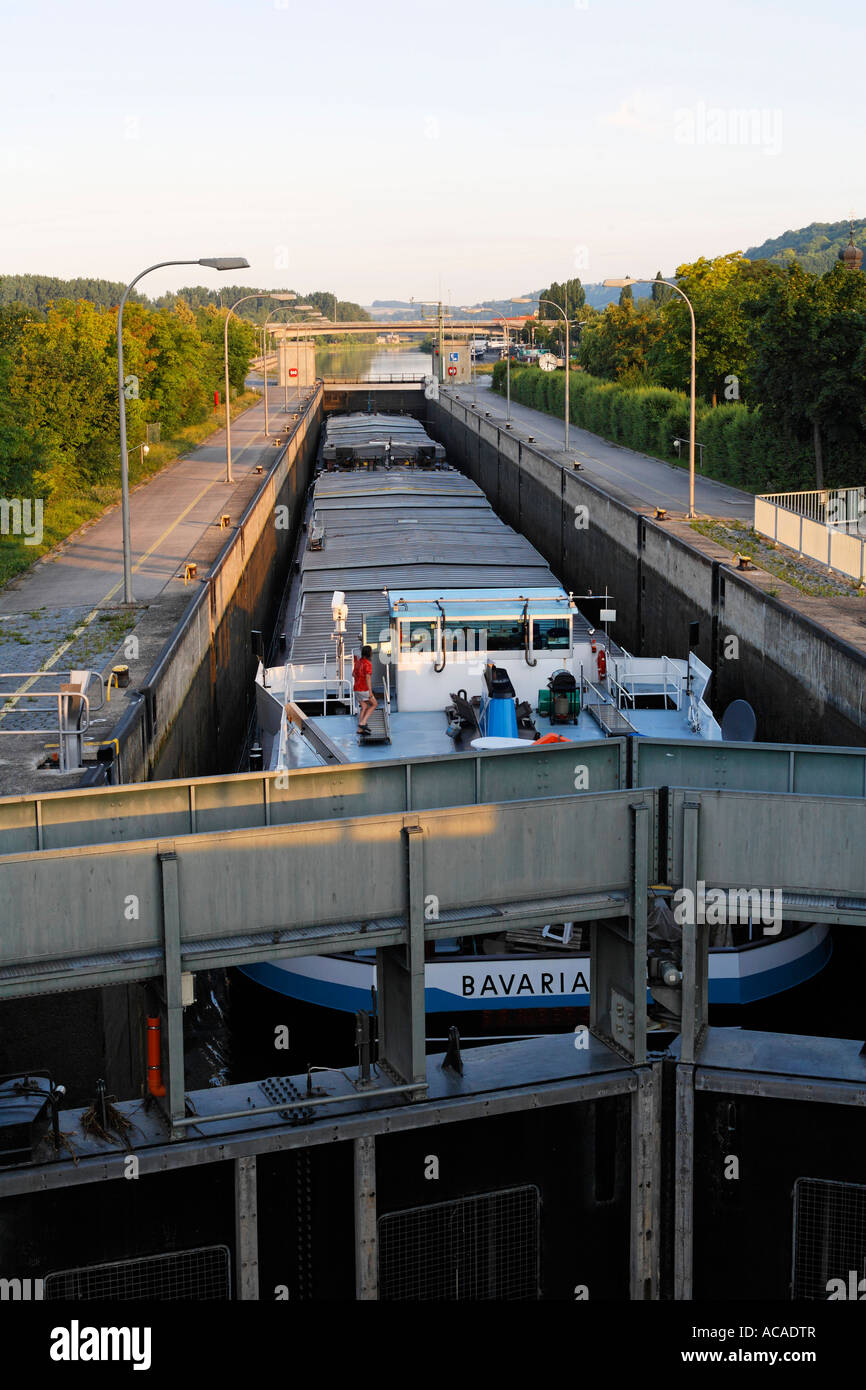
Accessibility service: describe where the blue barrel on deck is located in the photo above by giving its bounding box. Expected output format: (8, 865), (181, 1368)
(481, 664), (519, 738)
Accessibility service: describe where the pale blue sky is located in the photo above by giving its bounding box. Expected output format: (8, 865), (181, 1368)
(1, 0), (862, 302)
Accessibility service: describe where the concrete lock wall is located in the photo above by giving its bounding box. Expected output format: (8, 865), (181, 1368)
(0, 392), (324, 1106)
(116, 387), (323, 785)
(429, 394), (866, 746)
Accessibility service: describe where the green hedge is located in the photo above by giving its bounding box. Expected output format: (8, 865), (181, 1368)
(489, 363), (861, 492)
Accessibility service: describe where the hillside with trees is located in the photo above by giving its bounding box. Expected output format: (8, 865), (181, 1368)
(0, 275), (146, 310)
(493, 251), (866, 493)
(744, 218), (866, 275)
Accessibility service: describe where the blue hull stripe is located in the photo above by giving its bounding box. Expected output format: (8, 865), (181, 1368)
(240, 935), (832, 1014)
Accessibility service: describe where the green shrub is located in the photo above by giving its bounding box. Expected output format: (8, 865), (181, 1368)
(489, 367), (864, 492)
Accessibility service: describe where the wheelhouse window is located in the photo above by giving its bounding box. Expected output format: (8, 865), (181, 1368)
(483, 620), (524, 651)
(533, 618), (571, 651)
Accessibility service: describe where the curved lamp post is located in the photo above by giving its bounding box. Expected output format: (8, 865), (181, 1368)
(274, 305), (315, 411)
(288, 307), (323, 409)
(492, 298), (532, 425)
(117, 256), (248, 603)
(604, 275), (697, 518)
(538, 298), (572, 449)
(225, 291), (294, 482)
(262, 305), (301, 438)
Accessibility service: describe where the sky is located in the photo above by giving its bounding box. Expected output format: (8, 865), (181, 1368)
(1, 0), (863, 304)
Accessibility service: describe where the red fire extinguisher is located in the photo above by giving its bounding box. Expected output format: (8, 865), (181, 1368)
(596, 646), (607, 681)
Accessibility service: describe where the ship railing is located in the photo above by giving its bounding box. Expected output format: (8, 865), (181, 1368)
(607, 672), (635, 711)
(611, 656), (682, 710)
(578, 665), (607, 707)
(283, 661), (350, 712)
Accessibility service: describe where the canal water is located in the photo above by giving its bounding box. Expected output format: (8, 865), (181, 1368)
(314, 344), (433, 379)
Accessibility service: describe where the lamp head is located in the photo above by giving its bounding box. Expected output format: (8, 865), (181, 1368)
(199, 257), (250, 271)
(603, 277), (640, 288)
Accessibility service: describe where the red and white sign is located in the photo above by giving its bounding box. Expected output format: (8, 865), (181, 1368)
(288, 367), (298, 378)
(447, 366), (457, 376)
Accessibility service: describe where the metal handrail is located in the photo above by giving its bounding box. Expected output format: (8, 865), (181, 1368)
(0, 670), (105, 714)
(608, 670), (635, 710)
(0, 690), (91, 738)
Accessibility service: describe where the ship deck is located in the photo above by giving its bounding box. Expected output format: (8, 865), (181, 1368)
(290, 703), (719, 765)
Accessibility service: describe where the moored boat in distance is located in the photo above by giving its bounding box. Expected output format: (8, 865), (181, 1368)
(247, 413), (831, 1027)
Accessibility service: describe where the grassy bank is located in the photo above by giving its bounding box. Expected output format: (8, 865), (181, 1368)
(0, 391), (260, 590)
(690, 519), (864, 598)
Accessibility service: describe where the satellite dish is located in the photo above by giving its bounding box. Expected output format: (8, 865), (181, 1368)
(721, 699), (757, 742)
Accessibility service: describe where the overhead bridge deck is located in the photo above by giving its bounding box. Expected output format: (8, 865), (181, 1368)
(2, 738), (866, 1305)
(1, 732), (865, 1100)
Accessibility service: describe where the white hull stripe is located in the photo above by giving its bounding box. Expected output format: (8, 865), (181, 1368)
(241, 926), (832, 1012)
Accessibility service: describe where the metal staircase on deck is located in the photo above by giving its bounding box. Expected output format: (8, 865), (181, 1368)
(587, 701), (637, 737)
(360, 701), (391, 744)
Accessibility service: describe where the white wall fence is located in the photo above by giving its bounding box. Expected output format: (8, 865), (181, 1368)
(754, 487), (866, 583)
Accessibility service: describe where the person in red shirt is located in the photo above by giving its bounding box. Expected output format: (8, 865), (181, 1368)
(353, 644), (377, 732)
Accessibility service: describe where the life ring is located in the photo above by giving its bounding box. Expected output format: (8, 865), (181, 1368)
(596, 647), (607, 680)
(535, 732), (570, 744)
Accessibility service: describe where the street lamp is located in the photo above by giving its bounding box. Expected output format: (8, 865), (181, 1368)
(538, 298), (572, 449)
(460, 306), (488, 404)
(273, 305), (325, 405)
(117, 256), (248, 602)
(604, 275), (697, 518)
(284, 307), (322, 409)
(224, 291), (294, 483)
(262, 304), (302, 437)
(492, 298), (532, 425)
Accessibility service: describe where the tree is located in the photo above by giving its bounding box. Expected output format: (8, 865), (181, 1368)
(747, 261), (866, 486)
(578, 301), (663, 380)
(618, 284), (633, 307)
(649, 252), (777, 404)
(651, 271), (674, 306)
(199, 307), (257, 395)
(10, 300), (121, 493)
(535, 279), (586, 355)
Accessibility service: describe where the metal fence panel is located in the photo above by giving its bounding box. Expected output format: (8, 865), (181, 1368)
(420, 791), (652, 913)
(0, 742), (624, 858)
(792, 1178), (866, 1300)
(668, 789), (866, 898)
(45, 1245), (231, 1301)
(378, 1186), (540, 1300)
(634, 739), (866, 798)
(0, 789), (650, 986)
